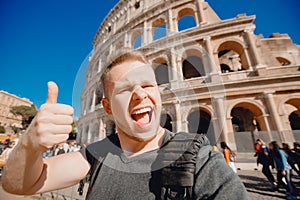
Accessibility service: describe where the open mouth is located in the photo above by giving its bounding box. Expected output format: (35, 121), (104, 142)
(131, 107), (153, 126)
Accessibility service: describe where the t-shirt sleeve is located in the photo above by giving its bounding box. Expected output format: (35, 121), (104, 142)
(194, 145), (249, 199)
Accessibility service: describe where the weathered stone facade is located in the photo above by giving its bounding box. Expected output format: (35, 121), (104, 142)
(0, 90), (33, 131)
(77, 0), (300, 156)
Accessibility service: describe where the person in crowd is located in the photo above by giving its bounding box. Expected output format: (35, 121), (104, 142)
(0, 141), (16, 174)
(254, 139), (277, 190)
(220, 141), (237, 173)
(2, 48), (248, 199)
(67, 139), (79, 152)
(282, 142), (300, 177)
(53, 143), (66, 156)
(269, 141), (296, 198)
(212, 144), (219, 152)
(293, 142), (300, 154)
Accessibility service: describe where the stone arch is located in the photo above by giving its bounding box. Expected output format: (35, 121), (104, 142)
(186, 106), (213, 134)
(160, 112), (173, 132)
(131, 27), (143, 48)
(276, 57), (291, 66)
(152, 17), (167, 41)
(86, 91), (93, 112)
(216, 39), (250, 72)
(278, 96), (300, 115)
(229, 101), (266, 132)
(279, 97), (300, 130)
(152, 56), (169, 85)
(182, 47), (205, 79)
(95, 84), (103, 106)
(177, 7), (197, 32)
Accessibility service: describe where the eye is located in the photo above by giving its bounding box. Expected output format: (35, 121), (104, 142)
(142, 84), (154, 89)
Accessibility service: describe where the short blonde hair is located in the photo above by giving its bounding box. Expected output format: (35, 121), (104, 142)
(101, 48), (149, 98)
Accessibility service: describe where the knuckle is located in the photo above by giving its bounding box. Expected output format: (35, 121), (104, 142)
(39, 104), (48, 111)
(67, 106), (74, 115)
(67, 116), (74, 124)
(36, 125), (47, 136)
(67, 125), (73, 133)
(36, 115), (47, 124)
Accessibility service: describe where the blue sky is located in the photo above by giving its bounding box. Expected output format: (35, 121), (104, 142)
(0, 0), (299, 117)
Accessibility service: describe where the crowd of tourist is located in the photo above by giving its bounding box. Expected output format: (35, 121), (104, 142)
(212, 139), (299, 199)
(253, 139), (299, 199)
(0, 138), (80, 176)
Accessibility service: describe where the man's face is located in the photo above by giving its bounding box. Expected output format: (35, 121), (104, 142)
(104, 60), (162, 141)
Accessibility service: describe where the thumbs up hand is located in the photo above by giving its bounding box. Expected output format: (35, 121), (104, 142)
(24, 81), (74, 152)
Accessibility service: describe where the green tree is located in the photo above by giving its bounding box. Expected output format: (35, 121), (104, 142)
(0, 125), (5, 133)
(10, 105), (37, 130)
(68, 121), (78, 140)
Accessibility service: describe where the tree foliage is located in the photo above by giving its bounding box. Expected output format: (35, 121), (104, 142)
(0, 125), (5, 133)
(10, 105), (37, 130)
(68, 121), (78, 140)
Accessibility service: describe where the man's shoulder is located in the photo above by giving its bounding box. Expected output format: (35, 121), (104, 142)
(86, 134), (121, 162)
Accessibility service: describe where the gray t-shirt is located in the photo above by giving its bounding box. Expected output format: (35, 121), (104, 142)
(85, 131), (249, 199)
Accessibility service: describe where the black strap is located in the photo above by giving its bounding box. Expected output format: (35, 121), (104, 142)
(157, 132), (210, 200)
(84, 133), (121, 199)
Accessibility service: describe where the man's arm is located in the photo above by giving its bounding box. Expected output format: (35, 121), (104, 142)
(2, 82), (90, 195)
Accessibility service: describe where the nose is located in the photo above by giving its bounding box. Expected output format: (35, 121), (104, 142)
(132, 86), (147, 101)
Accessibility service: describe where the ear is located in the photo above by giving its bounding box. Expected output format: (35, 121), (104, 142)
(102, 97), (112, 115)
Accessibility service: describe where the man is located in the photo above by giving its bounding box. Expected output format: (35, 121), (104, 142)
(2, 49), (248, 199)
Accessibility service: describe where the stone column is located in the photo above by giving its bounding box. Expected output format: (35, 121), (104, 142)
(256, 114), (273, 141)
(264, 91), (286, 142)
(211, 117), (221, 144)
(196, 0), (206, 24)
(124, 32), (131, 48)
(213, 96), (227, 138)
(91, 89), (96, 112)
(170, 48), (178, 81)
(170, 48), (183, 89)
(204, 36), (216, 73)
(126, 3), (132, 24)
(167, 9), (175, 35)
(244, 26), (266, 75)
(204, 36), (220, 82)
(174, 102), (182, 132)
(143, 21), (151, 45)
(213, 96), (237, 150)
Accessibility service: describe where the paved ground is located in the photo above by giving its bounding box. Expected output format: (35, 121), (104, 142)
(1, 169), (299, 199)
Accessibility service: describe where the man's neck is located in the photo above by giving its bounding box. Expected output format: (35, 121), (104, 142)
(118, 127), (165, 157)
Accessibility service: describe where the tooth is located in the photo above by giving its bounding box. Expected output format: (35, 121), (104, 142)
(133, 108), (151, 115)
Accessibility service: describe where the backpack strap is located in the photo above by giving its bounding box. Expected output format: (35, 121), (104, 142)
(83, 133), (121, 199)
(157, 132), (210, 200)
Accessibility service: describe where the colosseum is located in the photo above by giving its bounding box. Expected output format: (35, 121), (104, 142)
(77, 0), (300, 159)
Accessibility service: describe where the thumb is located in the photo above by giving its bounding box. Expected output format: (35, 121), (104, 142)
(46, 81), (58, 104)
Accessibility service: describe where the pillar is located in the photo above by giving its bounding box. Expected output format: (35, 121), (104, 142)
(212, 96), (237, 150)
(143, 21), (152, 45)
(167, 9), (175, 35)
(174, 102), (183, 132)
(264, 90), (286, 142)
(196, 0), (206, 24)
(244, 26), (266, 76)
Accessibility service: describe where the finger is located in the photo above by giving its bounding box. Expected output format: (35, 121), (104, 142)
(46, 81), (58, 104)
(38, 114), (73, 125)
(41, 124), (73, 135)
(40, 134), (70, 149)
(40, 103), (74, 115)
(51, 115), (73, 125)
